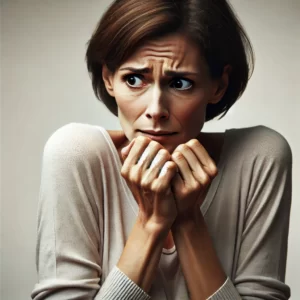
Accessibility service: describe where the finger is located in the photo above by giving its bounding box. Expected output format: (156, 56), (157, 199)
(148, 148), (170, 169)
(142, 149), (172, 185)
(121, 138), (136, 160)
(173, 144), (211, 184)
(159, 162), (170, 177)
(153, 161), (177, 186)
(186, 139), (218, 178)
(122, 136), (151, 168)
(137, 141), (166, 171)
(137, 147), (150, 166)
(171, 149), (194, 183)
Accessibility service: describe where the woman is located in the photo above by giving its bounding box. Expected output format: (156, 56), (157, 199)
(32, 0), (292, 299)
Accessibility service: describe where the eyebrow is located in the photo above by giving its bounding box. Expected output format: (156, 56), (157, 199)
(119, 67), (198, 77)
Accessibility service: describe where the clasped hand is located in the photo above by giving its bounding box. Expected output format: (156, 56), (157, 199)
(120, 136), (218, 230)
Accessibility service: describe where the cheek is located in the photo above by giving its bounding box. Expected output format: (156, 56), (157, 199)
(177, 100), (207, 124)
(114, 89), (144, 122)
(174, 100), (207, 139)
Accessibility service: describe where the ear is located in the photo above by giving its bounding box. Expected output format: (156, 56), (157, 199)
(209, 65), (232, 104)
(102, 65), (115, 97)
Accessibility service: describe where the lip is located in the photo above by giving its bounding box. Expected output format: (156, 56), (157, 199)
(139, 130), (176, 136)
(138, 130), (177, 141)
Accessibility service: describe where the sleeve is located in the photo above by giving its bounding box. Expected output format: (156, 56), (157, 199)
(210, 127), (292, 300)
(31, 123), (151, 300)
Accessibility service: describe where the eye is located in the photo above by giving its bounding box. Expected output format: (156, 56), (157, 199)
(170, 78), (193, 90)
(123, 74), (144, 88)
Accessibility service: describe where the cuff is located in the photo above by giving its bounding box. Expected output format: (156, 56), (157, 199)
(98, 266), (151, 300)
(208, 277), (241, 300)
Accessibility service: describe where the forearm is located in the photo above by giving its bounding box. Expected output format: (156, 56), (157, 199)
(117, 216), (169, 293)
(171, 209), (226, 300)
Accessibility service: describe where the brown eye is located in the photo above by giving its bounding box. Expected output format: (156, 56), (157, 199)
(170, 78), (193, 90)
(124, 74), (144, 88)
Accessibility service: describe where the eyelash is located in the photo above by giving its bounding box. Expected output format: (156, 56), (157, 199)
(121, 74), (144, 87)
(121, 74), (194, 90)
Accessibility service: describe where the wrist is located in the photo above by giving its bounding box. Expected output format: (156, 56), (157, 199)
(118, 215), (170, 292)
(172, 208), (203, 232)
(136, 213), (171, 238)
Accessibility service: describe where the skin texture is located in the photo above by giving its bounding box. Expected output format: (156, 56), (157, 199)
(103, 33), (230, 249)
(102, 33), (230, 298)
(103, 33), (230, 154)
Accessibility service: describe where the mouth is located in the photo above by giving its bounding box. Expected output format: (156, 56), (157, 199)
(138, 130), (177, 136)
(137, 130), (177, 142)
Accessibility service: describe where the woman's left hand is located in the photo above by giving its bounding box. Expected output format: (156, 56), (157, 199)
(170, 139), (218, 221)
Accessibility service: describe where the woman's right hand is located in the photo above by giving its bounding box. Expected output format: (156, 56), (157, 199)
(120, 136), (178, 232)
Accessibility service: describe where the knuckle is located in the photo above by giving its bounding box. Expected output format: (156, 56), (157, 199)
(120, 167), (129, 178)
(177, 144), (188, 152)
(149, 140), (161, 150)
(158, 149), (170, 159)
(136, 135), (151, 145)
(209, 164), (218, 177)
(193, 181), (201, 190)
(187, 139), (200, 148)
(152, 181), (166, 193)
(181, 187), (189, 197)
(128, 172), (140, 185)
(141, 177), (151, 189)
(166, 160), (175, 168)
(172, 151), (184, 160)
(166, 161), (177, 171)
(131, 177), (140, 185)
(136, 135), (145, 142)
(202, 173), (210, 184)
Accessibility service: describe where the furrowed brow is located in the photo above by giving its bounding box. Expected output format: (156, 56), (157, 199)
(119, 67), (151, 74)
(164, 70), (198, 77)
(119, 67), (198, 77)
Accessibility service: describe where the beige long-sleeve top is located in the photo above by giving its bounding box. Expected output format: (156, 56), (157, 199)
(31, 122), (292, 299)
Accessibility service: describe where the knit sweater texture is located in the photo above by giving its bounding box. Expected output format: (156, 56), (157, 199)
(31, 123), (292, 299)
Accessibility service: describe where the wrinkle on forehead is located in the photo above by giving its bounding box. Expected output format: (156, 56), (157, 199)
(141, 50), (185, 70)
(123, 35), (198, 72)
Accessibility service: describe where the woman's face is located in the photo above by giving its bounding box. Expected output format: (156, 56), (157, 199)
(103, 33), (229, 153)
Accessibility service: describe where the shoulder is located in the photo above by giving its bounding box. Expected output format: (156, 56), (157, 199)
(43, 122), (111, 161)
(227, 125), (292, 166)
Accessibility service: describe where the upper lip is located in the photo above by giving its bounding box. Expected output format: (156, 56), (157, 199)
(139, 130), (175, 135)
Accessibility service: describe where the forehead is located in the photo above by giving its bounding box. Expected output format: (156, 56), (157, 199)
(121, 34), (207, 71)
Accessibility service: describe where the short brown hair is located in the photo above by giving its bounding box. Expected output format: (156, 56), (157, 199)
(86, 0), (254, 121)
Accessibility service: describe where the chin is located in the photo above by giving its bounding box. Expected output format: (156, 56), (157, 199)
(162, 140), (182, 154)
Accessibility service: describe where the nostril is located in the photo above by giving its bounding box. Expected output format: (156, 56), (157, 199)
(146, 112), (169, 119)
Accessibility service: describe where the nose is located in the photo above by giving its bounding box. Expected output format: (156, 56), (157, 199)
(145, 87), (169, 121)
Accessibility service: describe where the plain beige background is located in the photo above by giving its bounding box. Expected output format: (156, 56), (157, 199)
(1, 0), (299, 299)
